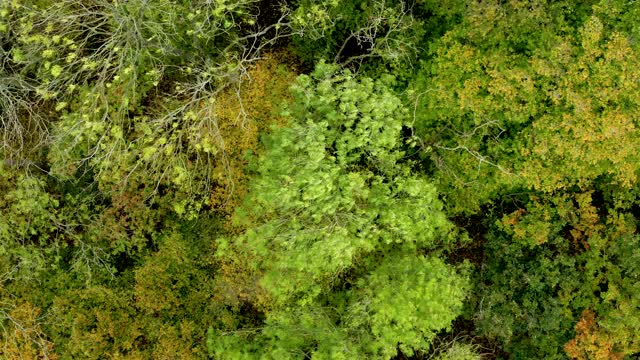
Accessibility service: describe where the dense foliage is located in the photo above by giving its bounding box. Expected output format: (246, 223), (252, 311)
(0, 0), (638, 359)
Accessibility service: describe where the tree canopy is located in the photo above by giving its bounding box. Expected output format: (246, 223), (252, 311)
(0, 0), (639, 359)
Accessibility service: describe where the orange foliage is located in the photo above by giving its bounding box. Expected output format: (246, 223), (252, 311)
(565, 310), (623, 360)
(96, 190), (163, 251)
(502, 208), (526, 226)
(213, 255), (271, 316)
(150, 322), (199, 360)
(0, 302), (58, 360)
(205, 50), (298, 218)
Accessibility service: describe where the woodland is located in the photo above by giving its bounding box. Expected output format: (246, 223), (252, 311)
(0, 0), (639, 359)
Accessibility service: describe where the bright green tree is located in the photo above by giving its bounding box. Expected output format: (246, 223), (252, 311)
(212, 63), (469, 359)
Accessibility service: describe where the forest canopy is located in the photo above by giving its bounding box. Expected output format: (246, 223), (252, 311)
(0, 0), (639, 359)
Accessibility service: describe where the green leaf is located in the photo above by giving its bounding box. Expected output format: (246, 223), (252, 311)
(51, 64), (63, 78)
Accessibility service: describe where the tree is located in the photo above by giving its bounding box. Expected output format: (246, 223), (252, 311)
(212, 62), (468, 358)
(476, 192), (640, 358)
(408, 1), (640, 357)
(1, 0), (297, 218)
(410, 0), (640, 213)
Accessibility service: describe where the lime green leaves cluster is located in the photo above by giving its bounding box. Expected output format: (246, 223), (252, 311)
(0, 167), (58, 280)
(354, 255), (467, 357)
(215, 63), (467, 358)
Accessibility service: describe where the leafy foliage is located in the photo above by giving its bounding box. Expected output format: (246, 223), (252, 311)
(476, 192), (640, 358)
(290, 0), (428, 70)
(212, 63), (468, 358)
(1, 0), (639, 359)
(410, 0), (640, 213)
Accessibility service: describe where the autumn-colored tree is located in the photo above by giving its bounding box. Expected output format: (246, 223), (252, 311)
(411, 0), (639, 213)
(565, 310), (624, 360)
(409, 1), (640, 357)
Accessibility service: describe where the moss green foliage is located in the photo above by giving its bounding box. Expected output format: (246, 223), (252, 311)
(412, 0), (640, 212)
(408, 0), (640, 358)
(0, 0), (638, 359)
